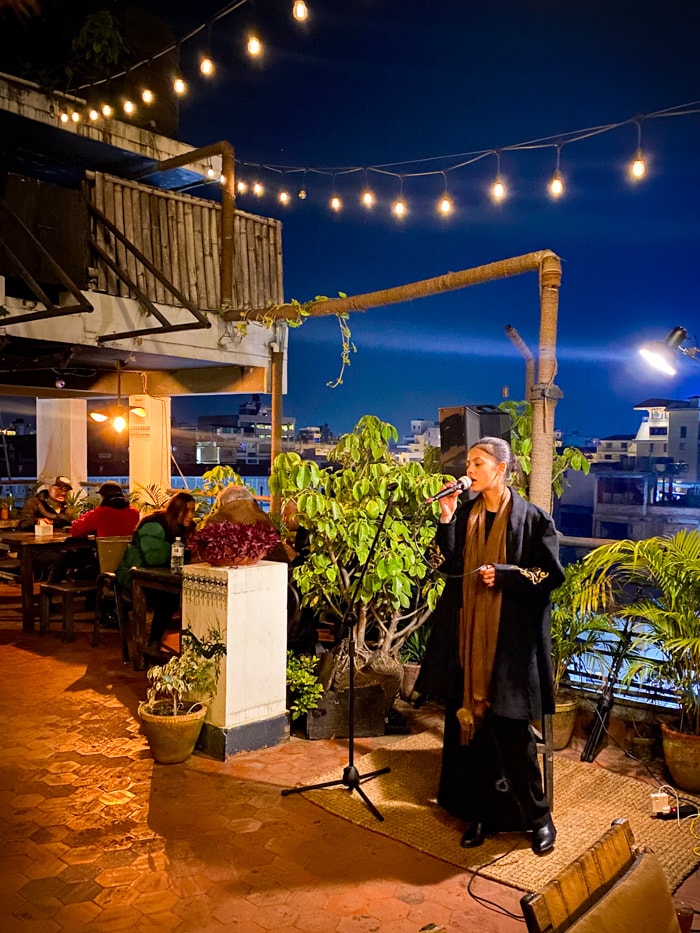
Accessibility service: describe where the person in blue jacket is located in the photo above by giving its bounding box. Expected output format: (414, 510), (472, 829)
(416, 436), (565, 856)
(116, 491), (196, 651)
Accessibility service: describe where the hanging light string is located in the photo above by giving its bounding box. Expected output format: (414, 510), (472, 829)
(230, 98), (699, 213)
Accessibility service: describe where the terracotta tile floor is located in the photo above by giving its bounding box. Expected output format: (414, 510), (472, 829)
(0, 592), (698, 932)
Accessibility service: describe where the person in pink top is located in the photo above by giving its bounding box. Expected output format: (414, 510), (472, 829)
(70, 482), (140, 539)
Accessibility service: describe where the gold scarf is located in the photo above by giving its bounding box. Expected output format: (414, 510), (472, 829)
(457, 487), (512, 744)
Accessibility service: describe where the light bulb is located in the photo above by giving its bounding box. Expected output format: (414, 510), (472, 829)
(220, 174), (226, 185)
(247, 34), (262, 57)
(206, 167), (216, 179)
(88, 108), (99, 121)
(200, 56), (214, 76)
(438, 195), (453, 215)
(252, 182), (264, 196)
(237, 180), (248, 194)
(330, 195), (342, 212)
(113, 414), (128, 434)
(141, 88), (154, 104)
(173, 76), (187, 95)
(630, 150), (646, 179)
(60, 111), (69, 124)
(293, 1), (308, 21)
(279, 190), (290, 204)
(491, 178), (506, 201)
(392, 198), (406, 217)
(101, 103), (113, 117)
(549, 173), (564, 197)
(70, 110), (80, 123)
(123, 100), (135, 115)
(298, 187), (307, 200)
(361, 189), (375, 208)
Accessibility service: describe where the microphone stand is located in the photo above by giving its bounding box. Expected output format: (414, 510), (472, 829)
(281, 486), (398, 821)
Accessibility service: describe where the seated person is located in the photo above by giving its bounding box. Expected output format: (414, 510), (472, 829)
(116, 491), (196, 652)
(46, 482), (142, 586)
(70, 482), (140, 539)
(18, 475), (76, 530)
(17, 475), (77, 582)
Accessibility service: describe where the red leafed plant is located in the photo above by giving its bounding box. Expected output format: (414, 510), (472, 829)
(190, 520), (280, 565)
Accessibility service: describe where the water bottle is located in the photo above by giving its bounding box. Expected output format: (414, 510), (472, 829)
(170, 536), (185, 574)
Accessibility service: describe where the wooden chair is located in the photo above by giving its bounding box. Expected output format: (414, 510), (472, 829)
(40, 578), (98, 642)
(521, 818), (682, 933)
(94, 536), (132, 663)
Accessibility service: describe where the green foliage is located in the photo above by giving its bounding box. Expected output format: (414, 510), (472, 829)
(271, 415), (447, 667)
(399, 622), (433, 664)
(69, 10), (127, 71)
(286, 651), (324, 720)
(128, 482), (170, 515)
(144, 628), (227, 717)
(576, 530), (700, 734)
(422, 445), (442, 474)
(499, 400), (590, 500)
(550, 562), (616, 698)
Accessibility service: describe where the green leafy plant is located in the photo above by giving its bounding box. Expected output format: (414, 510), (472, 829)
(144, 628), (227, 717)
(499, 399), (590, 501)
(550, 561), (616, 699)
(271, 415), (447, 687)
(576, 530), (700, 735)
(399, 622), (433, 664)
(286, 651), (324, 720)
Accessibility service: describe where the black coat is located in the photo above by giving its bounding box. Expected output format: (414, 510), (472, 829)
(416, 491), (565, 720)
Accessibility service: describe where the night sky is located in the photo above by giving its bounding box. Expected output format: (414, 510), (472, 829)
(10, 0), (700, 443)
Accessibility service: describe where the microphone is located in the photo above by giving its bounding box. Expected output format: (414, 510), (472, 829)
(426, 476), (472, 503)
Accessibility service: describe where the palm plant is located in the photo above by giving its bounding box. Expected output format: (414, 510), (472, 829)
(550, 561), (616, 700)
(578, 530), (700, 735)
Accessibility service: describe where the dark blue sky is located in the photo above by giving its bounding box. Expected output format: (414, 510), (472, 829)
(18, 0), (700, 441)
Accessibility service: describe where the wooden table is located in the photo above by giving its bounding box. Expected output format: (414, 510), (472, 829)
(0, 531), (94, 632)
(130, 566), (183, 671)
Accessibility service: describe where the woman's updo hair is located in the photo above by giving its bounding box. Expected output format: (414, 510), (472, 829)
(468, 436), (524, 487)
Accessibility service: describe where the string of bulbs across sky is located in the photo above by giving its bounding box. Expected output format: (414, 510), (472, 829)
(50, 0), (699, 220)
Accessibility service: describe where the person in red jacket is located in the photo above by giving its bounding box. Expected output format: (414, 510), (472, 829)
(70, 482), (140, 539)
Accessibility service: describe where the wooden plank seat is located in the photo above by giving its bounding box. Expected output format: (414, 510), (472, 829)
(39, 580), (97, 642)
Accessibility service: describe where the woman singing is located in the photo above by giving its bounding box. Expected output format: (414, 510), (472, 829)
(417, 436), (564, 855)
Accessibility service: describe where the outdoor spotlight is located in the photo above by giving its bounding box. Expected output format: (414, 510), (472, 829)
(639, 326), (698, 376)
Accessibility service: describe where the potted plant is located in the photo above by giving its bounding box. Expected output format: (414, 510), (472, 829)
(138, 627), (227, 763)
(286, 650), (325, 723)
(398, 622), (433, 701)
(271, 415), (447, 721)
(549, 561), (616, 749)
(577, 530), (700, 790)
(189, 520), (280, 567)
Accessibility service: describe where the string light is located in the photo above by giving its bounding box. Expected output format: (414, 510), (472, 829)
(237, 179), (248, 193)
(392, 178), (407, 217)
(548, 144), (564, 198)
(330, 195), (342, 211)
(206, 166), (216, 178)
(292, 1), (308, 21)
(59, 111), (69, 123)
(490, 151), (507, 202)
(361, 188), (375, 208)
(298, 171), (307, 199)
(100, 103), (113, 118)
(200, 56), (215, 76)
(252, 181), (264, 196)
(629, 120), (647, 179)
(173, 76), (187, 95)
(437, 171), (453, 215)
(88, 108), (99, 121)
(123, 99), (135, 115)
(141, 87), (154, 104)
(247, 33), (263, 57)
(279, 189), (290, 204)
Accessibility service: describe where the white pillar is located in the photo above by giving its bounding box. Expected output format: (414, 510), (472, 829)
(36, 398), (87, 491)
(128, 393), (171, 492)
(182, 560), (288, 759)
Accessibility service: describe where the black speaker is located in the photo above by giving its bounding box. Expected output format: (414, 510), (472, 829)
(438, 404), (512, 477)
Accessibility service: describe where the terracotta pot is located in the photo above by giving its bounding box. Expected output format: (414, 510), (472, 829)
(138, 700), (207, 764)
(400, 662), (421, 701)
(551, 696), (578, 750)
(208, 555), (260, 568)
(661, 721), (700, 792)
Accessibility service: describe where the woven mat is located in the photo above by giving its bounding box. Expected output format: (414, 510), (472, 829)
(301, 729), (700, 893)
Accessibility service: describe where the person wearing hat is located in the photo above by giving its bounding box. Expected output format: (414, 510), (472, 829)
(18, 476), (77, 530)
(69, 482), (139, 540)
